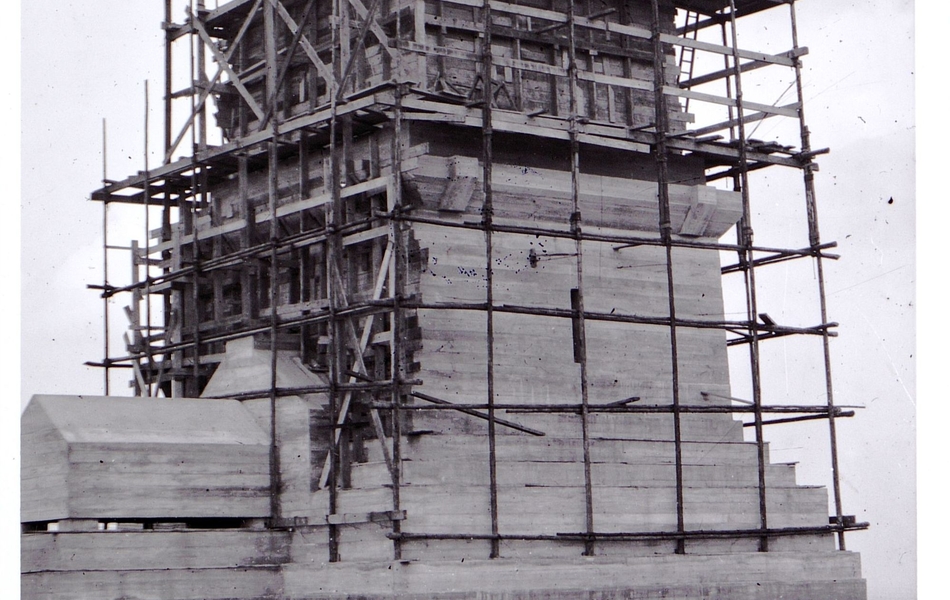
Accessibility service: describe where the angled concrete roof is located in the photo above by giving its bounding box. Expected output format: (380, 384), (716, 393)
(29, 394), (270, 445)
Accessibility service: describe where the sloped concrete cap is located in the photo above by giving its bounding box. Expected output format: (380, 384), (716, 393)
(200, 337), (327, 399)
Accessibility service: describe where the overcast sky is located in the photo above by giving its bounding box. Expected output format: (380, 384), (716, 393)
(12, 1), (930, 598)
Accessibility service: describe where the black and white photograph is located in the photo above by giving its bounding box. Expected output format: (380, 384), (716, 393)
(15, 1), (922, 598)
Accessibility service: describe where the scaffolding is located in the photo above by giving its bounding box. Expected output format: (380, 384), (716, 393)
(89, 0), (867, 561)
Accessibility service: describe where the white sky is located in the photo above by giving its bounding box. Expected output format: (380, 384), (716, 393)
(10, 1), (938, 598)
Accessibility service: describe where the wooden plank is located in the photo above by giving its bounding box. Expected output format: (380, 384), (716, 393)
(663, 86), (800, 117)
(341, 175), (391, 199)
(577, 69), (653, 92)
(663, 133), (802, 168)
(488, 0), (566, 24)
(681, 50), (806, 89)
(274, 193), (333, 218)
(661, 33), (797, 67)
(203, 0), (258, 26)
(237, 176), (388, 233)
(687, 107), (783, 137)
(402, 96), (472, 117)
(403, 112), (468, 122)
(575, 16), (651, 41)
(495, 55), (566, 78)
(342, 226), (390, 247)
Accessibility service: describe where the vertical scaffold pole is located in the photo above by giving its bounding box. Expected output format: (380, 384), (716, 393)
(480, 0), (501, 560)
(185, 2), (199, 399)
(788, 0), (846, 551)
(566, 0), (596, 558)
(164, 0), (173, 161)
(390, 75), (405, 560)
(162, 0), (174, 382)
(326, 0), (343, 561)
(650, 0), (686, 555)
(196, 0), (208, 152)
(193, 0), (209, 394)
(102, 119), (110, 396)
(144, 79), (154, 397)
(726, 0), (769, 552)
(263, 0), (282, 527)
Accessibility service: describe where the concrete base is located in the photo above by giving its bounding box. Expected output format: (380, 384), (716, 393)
(24, 545), (865, 600)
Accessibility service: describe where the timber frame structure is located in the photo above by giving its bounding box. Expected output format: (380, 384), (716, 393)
(87, 0), (865, 564)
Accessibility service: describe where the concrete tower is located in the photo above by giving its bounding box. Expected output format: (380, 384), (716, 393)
(22, 1), (866, 598)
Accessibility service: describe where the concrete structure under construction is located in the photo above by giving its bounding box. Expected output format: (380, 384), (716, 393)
(21, 0), (867, 598)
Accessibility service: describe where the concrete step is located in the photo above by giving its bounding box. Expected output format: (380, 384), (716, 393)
(366, 433), (775, 466)
(349, 458), (799, 489)
(280, 551), (866, 599)
(335, 484), (829, 534)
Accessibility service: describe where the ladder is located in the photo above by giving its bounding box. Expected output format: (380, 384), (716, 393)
(677, 10), (701, 114)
